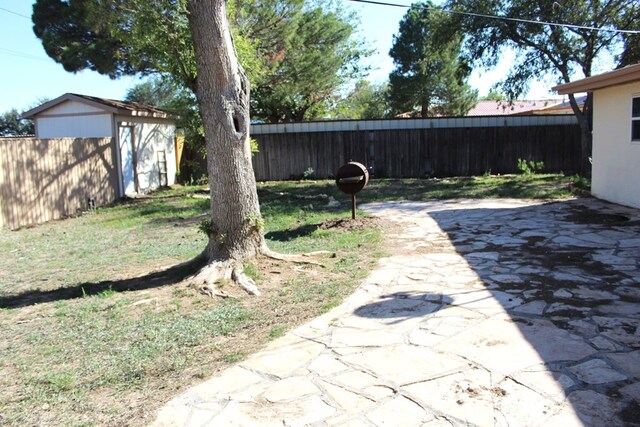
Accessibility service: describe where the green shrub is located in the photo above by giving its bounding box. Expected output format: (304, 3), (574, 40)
(517, 158), (544, 176)
(303, 167), (315, 180)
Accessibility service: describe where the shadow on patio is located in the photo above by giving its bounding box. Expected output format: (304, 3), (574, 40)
(360, 198), (640, 425)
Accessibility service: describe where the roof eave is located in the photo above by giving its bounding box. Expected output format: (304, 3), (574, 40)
(553, 63), (640, 94)
(115, 109), (177, 120)
(21, 93), (119, 119)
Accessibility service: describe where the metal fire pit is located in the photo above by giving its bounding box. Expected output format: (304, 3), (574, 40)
(336, 162), (369, 219)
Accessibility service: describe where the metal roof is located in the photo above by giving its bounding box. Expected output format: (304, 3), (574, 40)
(466, 99), (563, 116)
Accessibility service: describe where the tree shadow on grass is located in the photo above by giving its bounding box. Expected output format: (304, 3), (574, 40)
(0, 257), (204, 309)
(147, 213), (208, 228)
(265, 223), (319, 241)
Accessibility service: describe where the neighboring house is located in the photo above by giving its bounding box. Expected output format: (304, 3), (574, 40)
(467, 99), (555, 116)
(554, 64), (640, 209)
(466, 99), (572, 116)
(22, 93), (177, 196)
(533, 95), (588, 115)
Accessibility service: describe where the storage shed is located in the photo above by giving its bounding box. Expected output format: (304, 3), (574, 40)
(22, 93), (177, 196)
(555, 64), (640, 209)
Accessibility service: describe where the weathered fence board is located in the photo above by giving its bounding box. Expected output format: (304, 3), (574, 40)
(0, 137), (119, 229)
(250, 116), (582, 181)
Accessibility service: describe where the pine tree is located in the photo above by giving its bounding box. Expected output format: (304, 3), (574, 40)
(388, 1), (477, 117)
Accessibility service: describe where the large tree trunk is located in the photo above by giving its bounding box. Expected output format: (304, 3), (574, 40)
(568, 92), (593, 177)
(186, 0), (265, 294)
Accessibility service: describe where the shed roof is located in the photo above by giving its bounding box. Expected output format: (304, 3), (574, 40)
(22, 93), (175, 119)
(553, 63), (640, 94)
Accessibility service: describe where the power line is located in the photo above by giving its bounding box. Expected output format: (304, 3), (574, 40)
(348, 0), (640, 35)
(0, 47), (50, 62)
(0, 6), (30, 20)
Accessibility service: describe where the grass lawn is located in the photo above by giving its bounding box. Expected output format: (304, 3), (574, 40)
(0, 174), (586, 426)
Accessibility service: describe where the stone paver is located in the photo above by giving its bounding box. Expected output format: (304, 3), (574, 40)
(152, 198), (640, 427)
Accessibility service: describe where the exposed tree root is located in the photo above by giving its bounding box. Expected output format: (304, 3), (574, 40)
(187, 259), (261, 297)
(261, 246), (331, 266)
(231, 268), (260, 296)
(186, 247), (331, 298)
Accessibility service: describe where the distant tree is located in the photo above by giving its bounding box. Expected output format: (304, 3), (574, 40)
(0, 109), (34, 136)
(250, 5), (370, 122)
(124, 77), (201, 147)
(330, 81), (389, 119)
(447, 0), (640, 174)
(228, 0), (303, 87)
(388, 1), (477, 117)
(619, 33), (640, 68)
(125, 77), (183, 107)
(480, 90), (506, 101)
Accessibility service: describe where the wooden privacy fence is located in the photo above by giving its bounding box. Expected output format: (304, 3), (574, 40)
(250, 115), (582, 181)
(0, 137), (119, 230)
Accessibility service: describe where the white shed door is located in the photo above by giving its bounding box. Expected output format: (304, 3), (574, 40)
(118, 126), (136, 194)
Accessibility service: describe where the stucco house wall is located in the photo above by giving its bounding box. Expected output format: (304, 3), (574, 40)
(591, 81), (640, 209)
(554, 63), (640, 210)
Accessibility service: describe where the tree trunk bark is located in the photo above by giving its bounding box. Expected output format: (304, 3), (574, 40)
(568, 93), (593, 177)
(182, 0), (347, 295)
(420, 100), (429, 118)
(187, 0), (265, 264)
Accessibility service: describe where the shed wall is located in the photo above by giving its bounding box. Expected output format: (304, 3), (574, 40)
(39, 100), (106, 115)
(117, 117), (176, 193)
(591, 81), (640, 209)
(36, 114), (113, 138)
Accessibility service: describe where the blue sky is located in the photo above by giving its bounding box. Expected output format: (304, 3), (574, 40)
(0, 0), (140, 112)
(0, 0), (559, 114)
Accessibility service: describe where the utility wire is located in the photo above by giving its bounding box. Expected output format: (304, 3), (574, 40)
(348, 0), (640, 35)
(0, 6), (30, 20)
(0, 47), (50, 62)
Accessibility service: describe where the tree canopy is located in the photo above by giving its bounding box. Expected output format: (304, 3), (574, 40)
(388, 1), (477, 117)
(447, 0), (640, 98)
(0, 109), (34, 137)
(32, 0), (367, 123)
(250, 5), (369, 122)
(33, 0), (197, 87)
(330, 81), (389, 119)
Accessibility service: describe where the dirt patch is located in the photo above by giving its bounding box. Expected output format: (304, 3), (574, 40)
(491, 387), (508, 397)
(318, 217), (385, 231)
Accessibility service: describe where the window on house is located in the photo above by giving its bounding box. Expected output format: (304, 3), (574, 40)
(632, 97), (640, 141)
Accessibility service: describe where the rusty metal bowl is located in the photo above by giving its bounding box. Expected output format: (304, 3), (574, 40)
(335, 162), (369, 195)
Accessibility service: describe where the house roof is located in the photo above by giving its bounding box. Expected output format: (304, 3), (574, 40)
(467, 99), (563, 116)
(533, 95), (587, 114)
(22, 93), (175, 119)
(553, 63), (640, 94)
